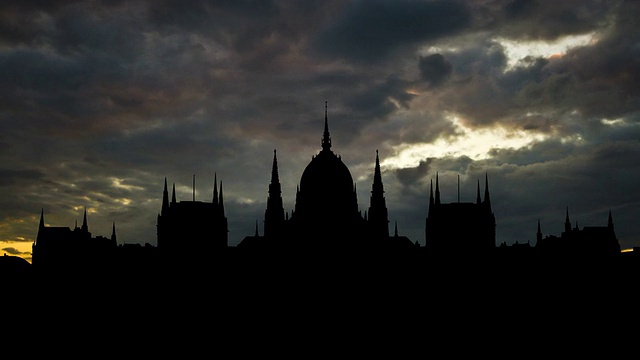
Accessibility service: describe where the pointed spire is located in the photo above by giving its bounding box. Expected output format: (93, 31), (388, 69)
(483, 173), (491, 208)
(476, 179), (482, 204)
(171, 183), (177, 204)
(162, 177), (169, 215)
(213, 173), (219, 204)
(111, 221), (117, 244)
(564, 207), (571, 233)
(321, 100), (332, 152)
(373, 149), (383, 185)
(271, 149), (281, 182)
(39, 208), (45, 229)
(435, 172), (441, 205)
(429, 179), (434, 207)
(81, 207), (88, 232)
(536, 219), (542, 244)
(608, 210), (614, 230)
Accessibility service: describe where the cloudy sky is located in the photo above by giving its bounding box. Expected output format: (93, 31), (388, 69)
(1, 0), (639, 263)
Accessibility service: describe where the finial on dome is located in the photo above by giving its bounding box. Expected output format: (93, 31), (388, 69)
(321, 100), (332, 152)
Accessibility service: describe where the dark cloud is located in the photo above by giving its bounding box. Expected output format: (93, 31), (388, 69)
(419, 53), (453, 86)
(311, 0), (471, 62)
(476, 0), (622, 41)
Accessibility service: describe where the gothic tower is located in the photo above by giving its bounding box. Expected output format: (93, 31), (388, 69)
(367, 149), (389, 239)
(264, 149), (286, 240)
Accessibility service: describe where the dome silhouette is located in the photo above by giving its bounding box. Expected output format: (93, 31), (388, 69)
(289, 102), (364, 244)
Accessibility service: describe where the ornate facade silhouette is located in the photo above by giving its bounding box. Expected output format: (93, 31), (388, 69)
(32, 208), (117, 269)
(238, 102), (414, 252)
(424, 173), (496, 252)
(536, 207), (620, 256)
(156, 174), (228, 252)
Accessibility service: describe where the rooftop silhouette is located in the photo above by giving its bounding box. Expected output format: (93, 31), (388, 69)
(9, 102), (638, 290)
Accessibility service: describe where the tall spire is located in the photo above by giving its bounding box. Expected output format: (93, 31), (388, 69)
(536, 219), (542, 244)
(564, 206), (571, 233)
(111, 222), (117, 244)
(213, 172), (219, 204)
(39, 208), (45, 229)
(483, 173), (491, 208)
(81, 207), (88, 232)
(271, 149), (280, 184)
(321, 100), (332, 152)
(368, 149), (389, 238)
(608, 210), (614, 230)
(265, 149), (285, 239)
(171, 183), (176, 204)
(162, 177), (169, 215)
(476, 179), (482, 204)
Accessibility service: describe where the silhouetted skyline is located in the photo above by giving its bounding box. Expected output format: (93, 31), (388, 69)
(2, 1), (640, 266)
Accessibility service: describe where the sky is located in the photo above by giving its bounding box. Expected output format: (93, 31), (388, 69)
(1, 0), (639, 264)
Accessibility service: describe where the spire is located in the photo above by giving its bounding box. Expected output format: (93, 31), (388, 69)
(483, 173), (491, 208)
(321, 100), (332, 152)
(271, 149), (281, 182)
(373, 149), (383, 186)
(429, 179), (434, 207)
(435, 172), (441, 205)
(564, 206), (571, 233)
(213, 173), (219, 204)
(608, 210), (614, 230)
(476, 179), (482, 204)
(36, 208), (45, 244)
(111, 222), (117, 244)
(536, 219), (542, 244)
(171, 183), (176, 204)
(81, 207), (88, 232)
(162, 177), (169, 215)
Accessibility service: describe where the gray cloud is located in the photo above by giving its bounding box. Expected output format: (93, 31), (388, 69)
(311, 0), (471, 63)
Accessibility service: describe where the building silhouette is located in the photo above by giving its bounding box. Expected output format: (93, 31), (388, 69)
(24, 103), (630, 277)
(156, 174), (229, 253)
(32, 208), (117, 270)
(238, 102), (414, 253)
(535, 207), (620, 256)
(424, 173), (496, 253)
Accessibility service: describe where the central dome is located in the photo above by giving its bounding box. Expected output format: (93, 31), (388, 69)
(290, 103), (363, 241)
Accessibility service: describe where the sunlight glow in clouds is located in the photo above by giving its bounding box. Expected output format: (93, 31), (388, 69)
(498, 32), (597, 71)
(382, 115), (548, 170)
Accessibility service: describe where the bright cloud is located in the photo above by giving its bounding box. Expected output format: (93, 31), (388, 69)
(382, 114), (548, 169)
(499, 32), (597, 71)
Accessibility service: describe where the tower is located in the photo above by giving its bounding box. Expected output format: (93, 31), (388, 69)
(367, 149), (389, 239)
(424, 173), (496, 252)
(264, 149), (286, 240)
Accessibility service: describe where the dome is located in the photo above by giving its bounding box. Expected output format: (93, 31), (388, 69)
(299, 149), (356, 205)
(291, 103), (362, 233)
